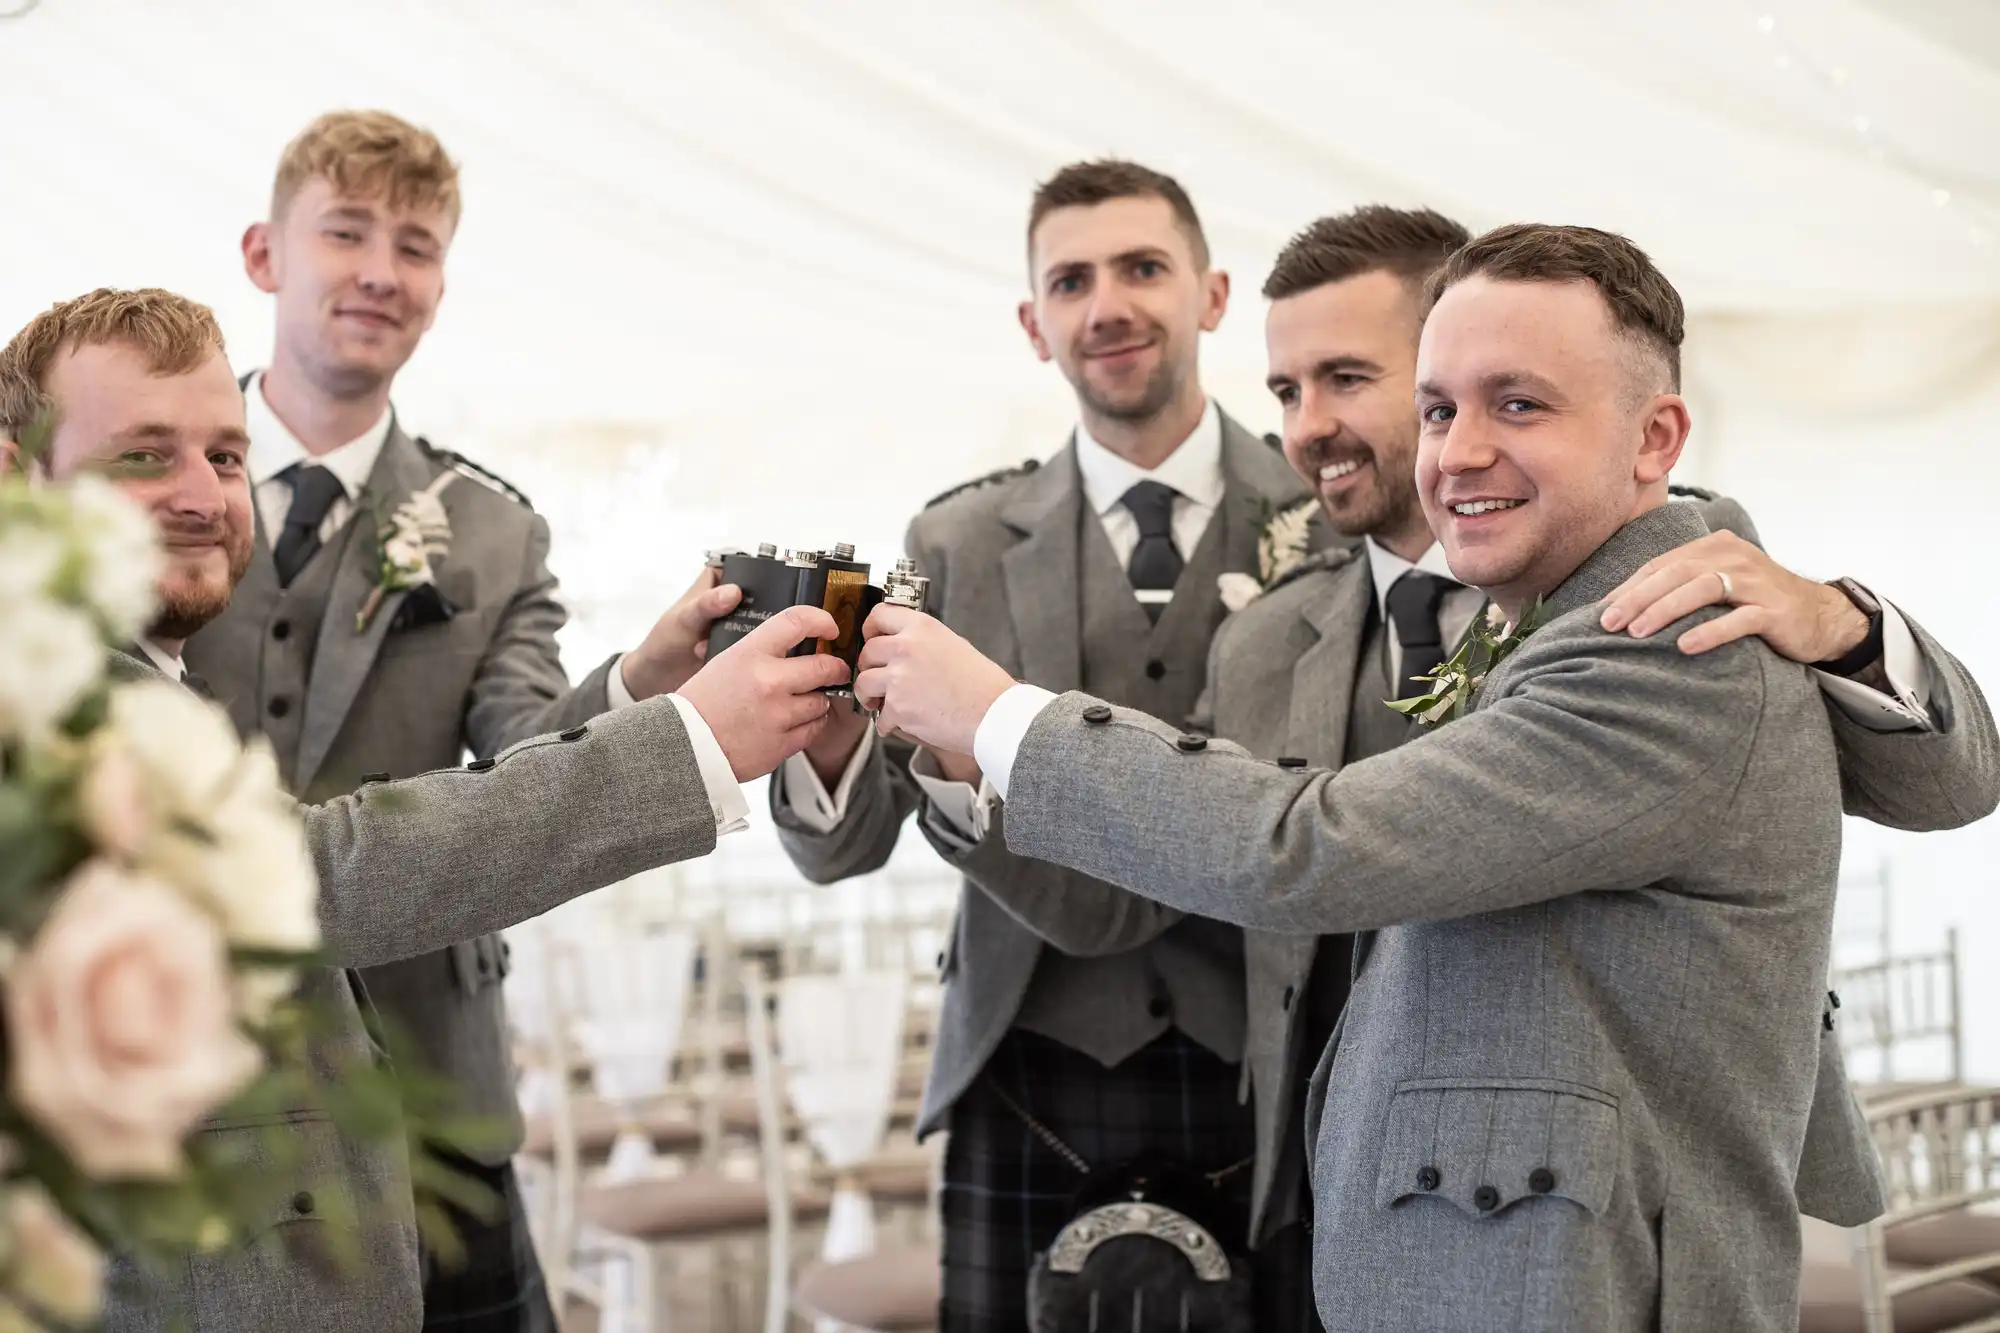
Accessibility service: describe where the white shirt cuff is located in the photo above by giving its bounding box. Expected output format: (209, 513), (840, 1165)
(774, 725), (876, 834)
(909, 747), (1002, 844)
(973, 684), (1060, 802)
(606, 653), (639, 710)
(1811, 597), (1935, 733)
(665, 694), (750, 836)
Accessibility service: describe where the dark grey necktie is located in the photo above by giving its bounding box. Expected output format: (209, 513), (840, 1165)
(181, 670), (215, 700)
(1384, 570), (1462, 701)
(1122, 480), (1182, 624)
(272, 464), (347, 588)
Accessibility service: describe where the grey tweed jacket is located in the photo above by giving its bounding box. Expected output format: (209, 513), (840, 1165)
(185, 419), (615, 1162)
(1001, 503), (1867, 1332)
(1196, 497), (2000, 1246)
(101, 650), (717, 1333)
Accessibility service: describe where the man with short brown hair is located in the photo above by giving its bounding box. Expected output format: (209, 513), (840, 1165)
(770, 158), (1318, 1330)
(853, 221), (1998, 1329)
(186, 109), (739, 1331)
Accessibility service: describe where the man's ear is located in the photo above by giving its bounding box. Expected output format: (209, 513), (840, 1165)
(1018, 300), (1052, 363)
(242, 221), (280, 295)
(1633, 393), (1692, 485)
(1200, 267), (1231, 334)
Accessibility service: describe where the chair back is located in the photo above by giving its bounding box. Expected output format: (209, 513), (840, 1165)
(1856, 1084), (2000, 1333)
(1835, 930), (1964, 1086)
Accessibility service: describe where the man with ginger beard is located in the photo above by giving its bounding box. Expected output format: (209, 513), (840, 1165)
(0, 284), (846, 1333)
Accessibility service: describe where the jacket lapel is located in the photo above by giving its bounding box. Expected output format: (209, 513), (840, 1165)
(999, 442), (1085, 693)
(295, 422), (434, 792)
(1284, 555), (1374, 767)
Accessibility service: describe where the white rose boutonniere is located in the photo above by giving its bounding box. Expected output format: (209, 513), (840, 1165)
(1387, 598), (1554, 727)
(357, 472), (457, 632)
(1217, 497), (1319, 612)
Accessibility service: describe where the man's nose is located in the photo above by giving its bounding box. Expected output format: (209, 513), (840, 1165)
(354, 235), (400, 295)
(1436, 417), (1498, 474)
(164, 455), (227, 519)
(1292, 385), (1344, 453)
(1084, 273), (1138, 332)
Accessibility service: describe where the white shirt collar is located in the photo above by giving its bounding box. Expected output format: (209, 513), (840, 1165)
(1074, 398), (1225, 517)
(244, 369), (394, 500)
(1364, 536), (1463, 614)
(135, 637), (185, 681)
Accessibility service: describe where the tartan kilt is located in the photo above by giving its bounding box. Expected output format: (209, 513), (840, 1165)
(938, 1027), (1265, 1333)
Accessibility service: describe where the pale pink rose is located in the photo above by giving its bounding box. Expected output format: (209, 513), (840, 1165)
(77, 743), (151, 861)
(7, 861), (261, 1179)
(5, 1185), (104, 1323)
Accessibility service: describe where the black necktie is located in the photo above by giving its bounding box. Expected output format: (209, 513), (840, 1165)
(1122, 480), (1183, 624)
(181, 670), (215, 700)
(272, 464), (347, 588)
(1384, 570), (1461, 701)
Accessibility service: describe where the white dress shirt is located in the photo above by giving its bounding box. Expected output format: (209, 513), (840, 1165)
(245, 370), (393, 546)
(135, 636), (188, 682)
(241, 372), (746, 836)
(776, 400), (1226, 843)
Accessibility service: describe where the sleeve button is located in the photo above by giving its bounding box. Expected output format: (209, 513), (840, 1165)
(292, 1191), (315, 1215)
(1528, 1168), (1556, 1195)
(358, 772), (390, 785)
(559, 726), (589, 742)
(1081, 704), (1114, 725)
(1277, 756), (1308, 769)
(466, 758), (496, 772)
(1473, 1185), (1500, 1211)
(1415, 1166), (1441, 1192)
(1176, 734), (1207, 752)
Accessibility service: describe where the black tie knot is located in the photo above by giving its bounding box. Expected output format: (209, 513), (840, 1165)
(1121, 480), (1180, 540)
(273, 464), (347, 587)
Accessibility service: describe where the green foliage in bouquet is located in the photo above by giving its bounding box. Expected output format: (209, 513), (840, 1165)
(1386, 597), (1555, 727)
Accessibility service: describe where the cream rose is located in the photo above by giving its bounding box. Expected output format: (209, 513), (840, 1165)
(63, 473), (160, 642)
(7, 861), (261, 1179)
(0, 600), (101, 740)
(2, 1185), (104, 1324)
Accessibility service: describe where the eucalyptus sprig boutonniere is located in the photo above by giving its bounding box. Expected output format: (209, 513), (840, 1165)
(356, 472), (457, 632)
(1387, 597), (1554, 727)
(1218, 497), (1319, 612)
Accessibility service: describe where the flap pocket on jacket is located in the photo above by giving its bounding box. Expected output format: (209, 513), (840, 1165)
(1374, 1077), (1620, 1219)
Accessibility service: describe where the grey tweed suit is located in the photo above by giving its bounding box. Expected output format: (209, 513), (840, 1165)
(1000, 502), (1882, 1331)
(100, 650), (719, 1333)
(1196, 497), (2000, 1248)
(185, 419), (616, 1162)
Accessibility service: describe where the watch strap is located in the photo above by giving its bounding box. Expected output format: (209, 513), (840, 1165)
(1814, 578), (1885, 676)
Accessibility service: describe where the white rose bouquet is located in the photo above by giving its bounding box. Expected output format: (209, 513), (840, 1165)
(0, 457), (499, 1328)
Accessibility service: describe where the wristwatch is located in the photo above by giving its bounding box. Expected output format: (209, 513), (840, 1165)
(1815, 577), (1884, 676)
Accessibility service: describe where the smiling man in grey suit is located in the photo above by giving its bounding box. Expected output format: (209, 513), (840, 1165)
(767, 159), (1326, 1330)
(1, 285), (844, 1333)
(182, 111), (741, 1332)
(856, 224), (1952, 1330)
(1205, 206), (1998, 1325)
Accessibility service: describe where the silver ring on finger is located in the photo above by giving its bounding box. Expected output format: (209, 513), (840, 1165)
(1714, 569), (1734, 604)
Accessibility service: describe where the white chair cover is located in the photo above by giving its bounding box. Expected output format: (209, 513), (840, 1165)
(572, 921), (699, 1181)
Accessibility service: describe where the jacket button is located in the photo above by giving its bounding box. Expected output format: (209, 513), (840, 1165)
(266, 696), (290, 718)
(271, 619), (292, 641)
(1147, 997), (1170, 1019)
(1415, 1166), (1441, 1192)
(935, 951), (946, 971)
(1082, 704), (1113, 725)
(1176, 734), (1207, 753)
(1277, 756), (1308, 769)
(293, 1191), (315, 1215)
(559, 726), (588, 742)
(1528, 1168), (1555, 1195)
(358, 772), (390, 786)
(1145, 659), (1166, 681)
(466, 758), (496, 772)
(1473, 1185), (1500, 1211)
(1281, 985), (1295, 1011)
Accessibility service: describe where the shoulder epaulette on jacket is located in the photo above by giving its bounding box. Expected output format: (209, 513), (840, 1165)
(1668, 484), (1717, 502)
(1264, 545), (1358, 597)
(415, 437), (534, 510)
(923, 459), (1039, 510)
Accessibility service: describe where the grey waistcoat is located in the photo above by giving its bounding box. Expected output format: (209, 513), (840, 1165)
(1011, 501), (1247, 1066)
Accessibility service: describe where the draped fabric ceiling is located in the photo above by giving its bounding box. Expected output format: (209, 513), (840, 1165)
(4, 0), (1997, 1067)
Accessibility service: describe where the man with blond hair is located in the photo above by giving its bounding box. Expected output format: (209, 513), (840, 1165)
(1, 286), (845, 1331)
(183, 110), (739, 1330)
